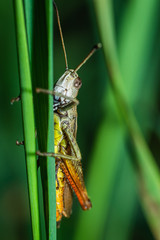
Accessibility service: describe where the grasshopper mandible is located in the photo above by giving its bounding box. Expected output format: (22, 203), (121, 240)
(37, 1), (101, 225)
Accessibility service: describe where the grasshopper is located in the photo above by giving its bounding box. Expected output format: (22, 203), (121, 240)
(37, 2), (102, 225)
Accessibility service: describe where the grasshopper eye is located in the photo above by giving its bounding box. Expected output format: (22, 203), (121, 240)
(74, 77), (82, 89)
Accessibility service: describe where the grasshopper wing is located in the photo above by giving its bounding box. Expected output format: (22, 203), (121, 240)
(63, 179), (73, 217)
(61, 160), (92, 210)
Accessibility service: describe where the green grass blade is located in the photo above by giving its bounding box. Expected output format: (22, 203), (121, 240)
(75, 118), (127, 240)
(102, 0), (160, 238)
(74, 2), (136, 240)
(45, 1), (56, 239)
(24, 0), (56, 239)
(119, 0), (159, 101)
(13, 0), (40, 239)
(93, 0), (160, 239)
(74, 2), (136, 239)
(104, 154), (137, 240)
(75, 0), (160, 239)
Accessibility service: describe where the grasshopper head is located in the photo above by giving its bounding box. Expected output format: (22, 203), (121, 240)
(54, 69), (82, 99)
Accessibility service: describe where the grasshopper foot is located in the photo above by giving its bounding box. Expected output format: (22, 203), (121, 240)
(16, 140), (24, 146)
(11, 95), (21, 105)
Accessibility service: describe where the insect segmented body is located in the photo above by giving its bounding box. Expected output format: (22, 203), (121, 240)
(37, 2), (101, 226)
(54, 113), (73, 222)
(53, 70), (92, 224)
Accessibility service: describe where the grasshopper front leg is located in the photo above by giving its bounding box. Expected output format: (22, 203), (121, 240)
(36, 88), (79, 106)
(11, 95), (21, 104)
(36, 151), (79, 161)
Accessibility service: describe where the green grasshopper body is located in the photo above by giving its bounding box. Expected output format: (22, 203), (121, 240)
(37, 2), (102, 226)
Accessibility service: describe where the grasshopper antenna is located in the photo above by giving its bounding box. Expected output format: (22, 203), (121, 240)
(53, 1), (69, 70)
(74, 43), (102, 72)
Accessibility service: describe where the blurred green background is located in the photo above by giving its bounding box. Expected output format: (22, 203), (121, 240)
(1, 0), (160, 239)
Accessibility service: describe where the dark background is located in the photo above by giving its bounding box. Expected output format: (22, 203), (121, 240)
(0, 0), (160, 239)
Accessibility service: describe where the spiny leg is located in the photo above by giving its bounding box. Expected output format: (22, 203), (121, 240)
(62, 123), (81, 160)
(39, 121), (82, 162)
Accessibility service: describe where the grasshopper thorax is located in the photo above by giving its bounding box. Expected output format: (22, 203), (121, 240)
(54, 69), (82, 99)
